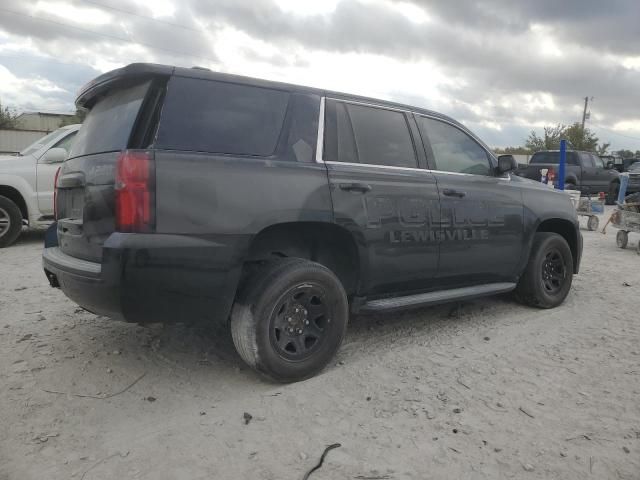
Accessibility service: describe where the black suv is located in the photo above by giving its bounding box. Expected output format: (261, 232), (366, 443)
(43, 64), (582, 382)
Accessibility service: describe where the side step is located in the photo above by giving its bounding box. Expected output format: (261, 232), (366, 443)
(358, 282), (517, 313)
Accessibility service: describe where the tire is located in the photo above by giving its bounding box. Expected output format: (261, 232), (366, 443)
(515, 232), (573, 309)
(605, 182), (619, 205)
(230, 258), (348, 382)
(587, 216), (599, 231)
(616, 230), (629, 249)
(0, 195), (23, 248)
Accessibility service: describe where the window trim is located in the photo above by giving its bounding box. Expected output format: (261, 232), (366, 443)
(318, 97), (420, 170)
(415, 113), (496, 177)
(316, 96), (498, 177)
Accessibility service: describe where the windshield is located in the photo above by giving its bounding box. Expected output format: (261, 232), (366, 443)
(19, 129), (69, 157)
(629, 161), (640, 172)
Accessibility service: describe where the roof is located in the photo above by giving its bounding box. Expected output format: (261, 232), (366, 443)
(17, 112), (75, 118)
(76, 62), (466, 133)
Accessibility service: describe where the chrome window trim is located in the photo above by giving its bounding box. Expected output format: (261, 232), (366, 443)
(325, 160), (428, 173)
(326, 96), (411, 114)
(317, 96), (508, 181)
(315, 96), (326, 164)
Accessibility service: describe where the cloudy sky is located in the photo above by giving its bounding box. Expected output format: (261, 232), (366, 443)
(1, 0), (640, 150)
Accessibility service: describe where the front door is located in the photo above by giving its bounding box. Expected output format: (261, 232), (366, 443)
(323, 99), (440, 296)
(416, 115), (524, 287)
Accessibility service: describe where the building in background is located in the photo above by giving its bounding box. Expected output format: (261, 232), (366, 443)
(0, 111), (75, 154)
(15, 112), (75, 132)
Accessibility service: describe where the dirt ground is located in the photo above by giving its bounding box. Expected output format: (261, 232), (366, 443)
(1, 207), (639, 480)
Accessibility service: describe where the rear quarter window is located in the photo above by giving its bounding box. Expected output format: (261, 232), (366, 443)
(155, 77), (290, 156)
(69, 81), (150, 158)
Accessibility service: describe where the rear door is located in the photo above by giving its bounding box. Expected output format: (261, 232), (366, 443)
(323, 98), (440, 296)
(36, 130), (77, 216)
(57, 79), (163, 261)
(579, 152), (599, 193)
(416, 115), (524, 286)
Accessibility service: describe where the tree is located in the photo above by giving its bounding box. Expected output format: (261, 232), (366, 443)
(564, 122), (599, 151)
(525, 122), (609, 153)
(493, 146), (532, 155)
(615, 149), (635, 159)
(596, 142), (611, 155)
(0, 99), (20, 129)
(525, 124), (565, 151)
(59, 108), (86, 127)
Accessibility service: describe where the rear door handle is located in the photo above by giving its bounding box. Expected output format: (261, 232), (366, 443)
(339, 182), (372, 193)
(442, 188), (466, 198)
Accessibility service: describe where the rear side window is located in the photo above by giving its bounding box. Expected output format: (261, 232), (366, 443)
(53, 131), (77, 153)
(324, 100), (417, 168)
(156, 77), (289, 156)
(69, 81), (150, 158)
(418, 116), (490, 176)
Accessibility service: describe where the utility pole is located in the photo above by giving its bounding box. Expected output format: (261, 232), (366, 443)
(581, 96), (589, 131)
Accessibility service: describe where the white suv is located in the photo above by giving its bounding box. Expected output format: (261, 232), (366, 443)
(0, 124), (80, 247)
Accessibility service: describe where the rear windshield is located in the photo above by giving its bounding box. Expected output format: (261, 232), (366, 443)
(155, 76), (290, 156)
(69, 81), (150, 158)
(530, 151), (578, 165)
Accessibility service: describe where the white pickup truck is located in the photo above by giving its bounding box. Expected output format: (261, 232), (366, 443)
(0, 124), (80, 247)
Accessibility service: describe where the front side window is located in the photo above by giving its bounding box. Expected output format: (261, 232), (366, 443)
(324, 100), (417, 168)
(592, 155), (605, 168)
(418, 116), (490, 175)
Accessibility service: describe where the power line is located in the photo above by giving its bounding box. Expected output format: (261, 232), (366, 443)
(0, 7), (219, 66)
(82, 0), (203, 33)
(592, 124), (640, 142)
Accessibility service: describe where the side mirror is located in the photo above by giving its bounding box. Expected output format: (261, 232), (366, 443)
(497, 155), (518, 174)
(605, 161), (615, 170)
(41, 147), (67, 164)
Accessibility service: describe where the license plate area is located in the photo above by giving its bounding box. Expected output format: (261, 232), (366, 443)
(59, 188), (84, 221)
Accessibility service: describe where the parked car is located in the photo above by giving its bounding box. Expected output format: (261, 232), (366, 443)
(43, 63), (582, 382)
(515, 150), (624, 204)
(0, 124), (80, 247)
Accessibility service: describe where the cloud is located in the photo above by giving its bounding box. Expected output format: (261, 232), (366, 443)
(0, 0), (639, 150)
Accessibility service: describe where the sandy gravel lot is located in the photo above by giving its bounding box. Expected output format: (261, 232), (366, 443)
(1, 208), (639, 480)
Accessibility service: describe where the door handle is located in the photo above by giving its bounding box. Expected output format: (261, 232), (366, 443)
(339, 182), (372, 193)
(442, 188), (466, 198)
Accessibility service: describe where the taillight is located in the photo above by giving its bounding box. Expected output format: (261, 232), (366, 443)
(53, 166), (61, 220)
(115, 150), (155, 233)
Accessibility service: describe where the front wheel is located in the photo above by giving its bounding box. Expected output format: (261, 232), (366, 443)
(515, 232), (573, 308)
(230, 258), (348, 382)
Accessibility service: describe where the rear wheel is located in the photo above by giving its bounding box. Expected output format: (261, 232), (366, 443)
(0, 196), (23, 248)
(587, 215), (599, 231)
(515, 232), (573, 308)
(616, 230), (629, 249)
(230, 258), (348, 382)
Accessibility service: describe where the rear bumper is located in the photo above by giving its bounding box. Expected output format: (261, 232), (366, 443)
(43, 225), (247, 324)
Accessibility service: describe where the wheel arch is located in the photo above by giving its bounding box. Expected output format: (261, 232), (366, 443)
(245, 221), (363, 296)
(535, 218), (580, 273)
(0, 185), (28, 220)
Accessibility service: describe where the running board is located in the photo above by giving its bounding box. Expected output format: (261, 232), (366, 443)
(358, 282), (517, 313)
